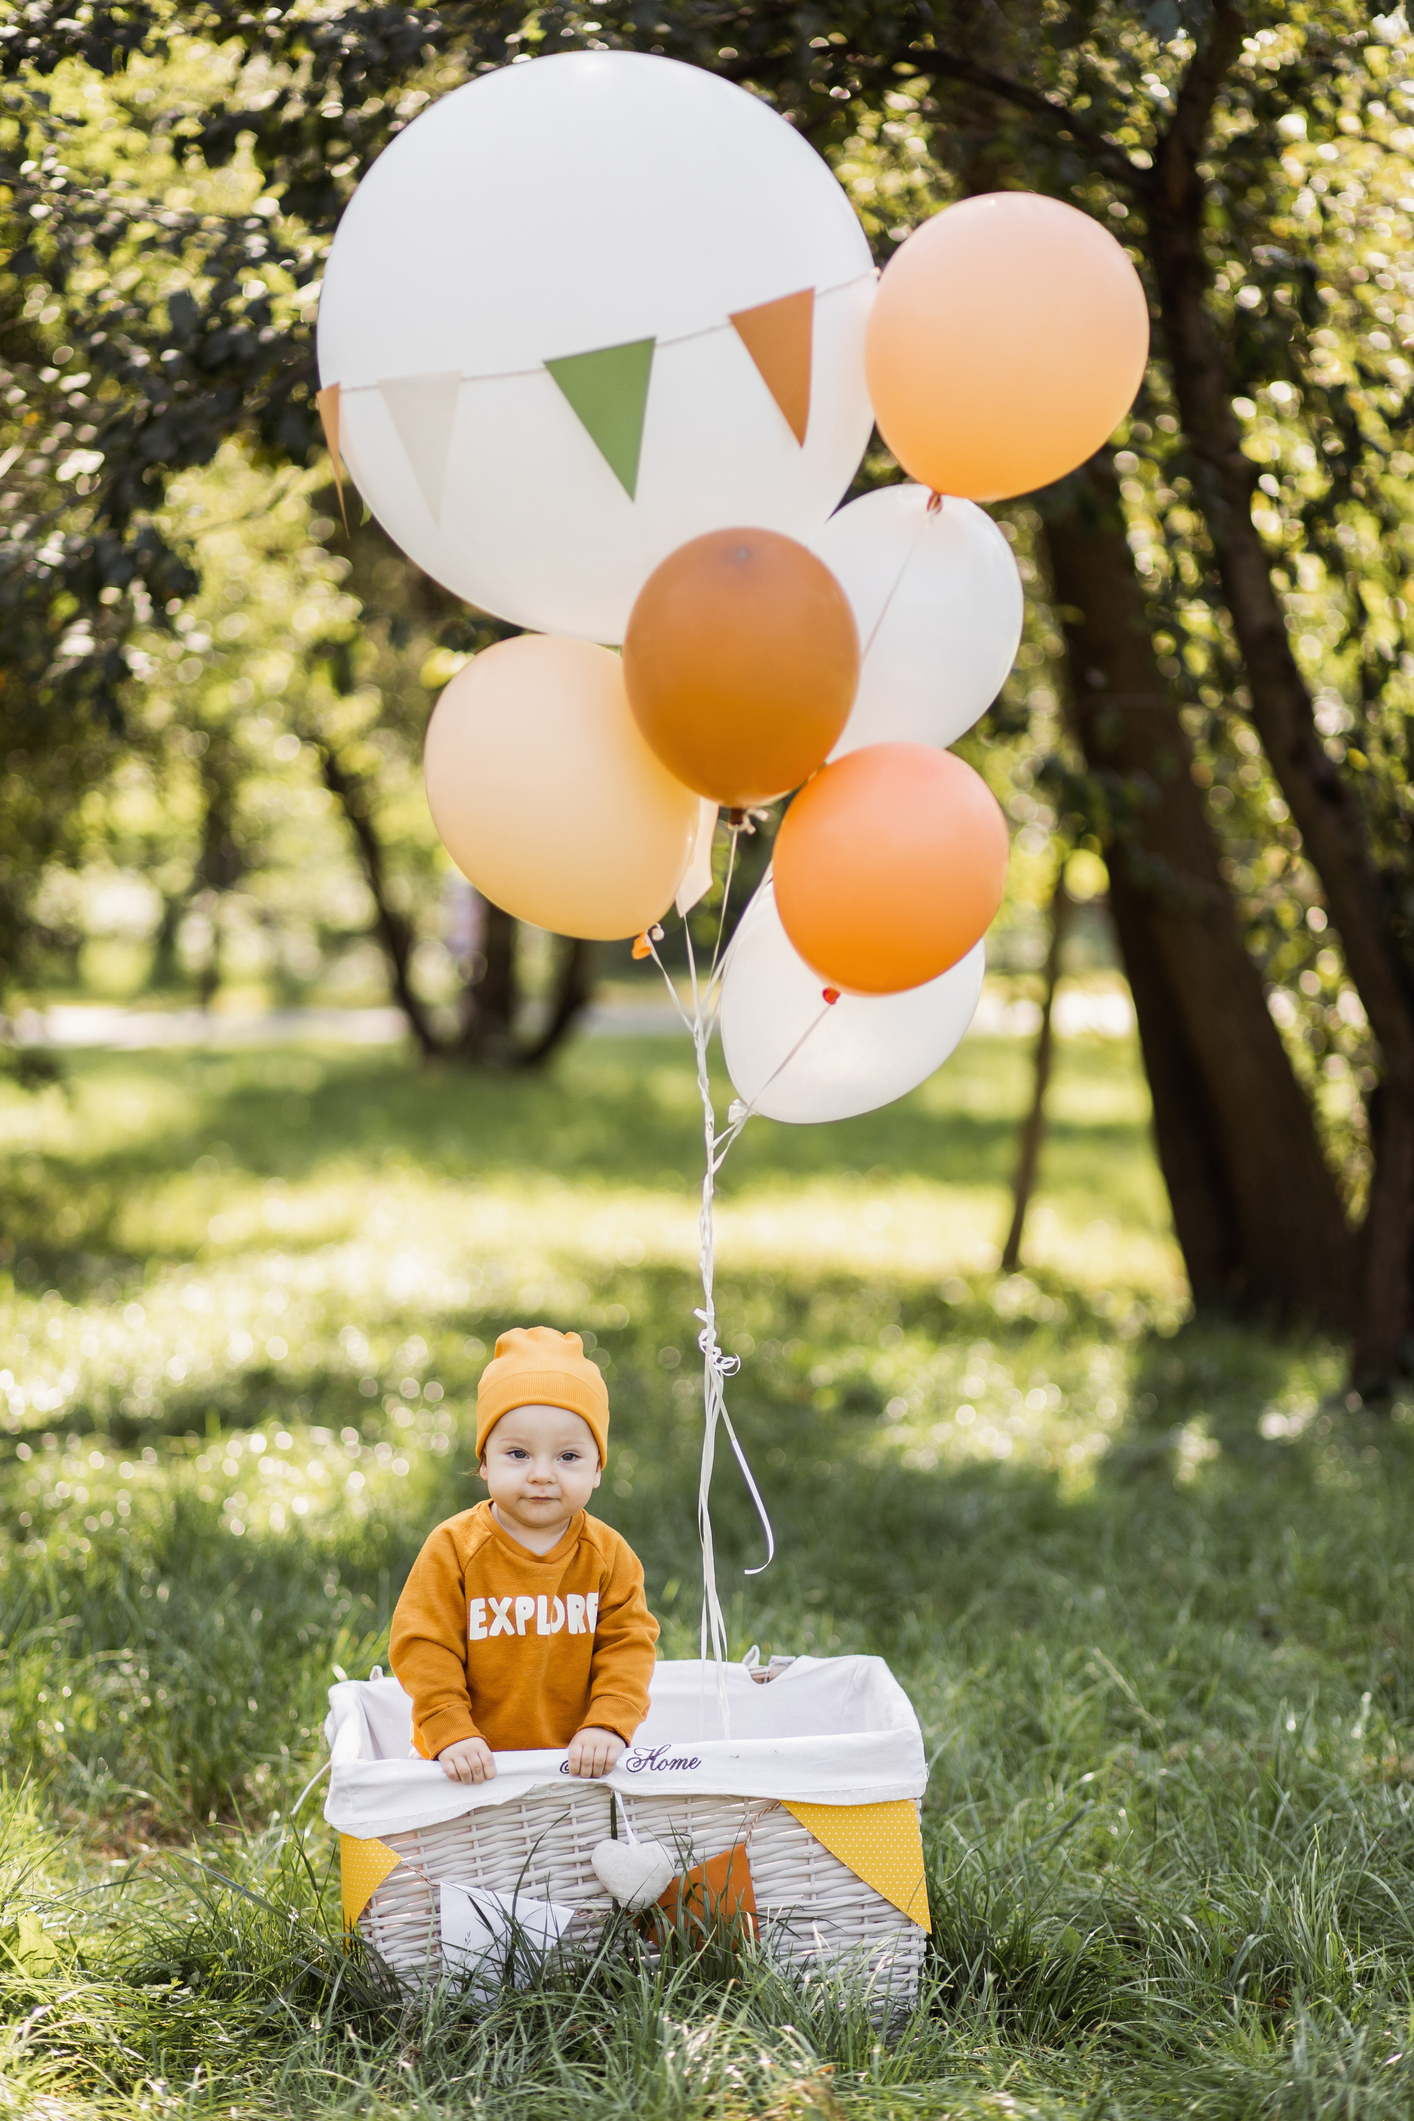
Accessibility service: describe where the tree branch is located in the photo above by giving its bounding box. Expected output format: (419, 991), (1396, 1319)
(1154, 0), (1249, 221)
(924, 46), (1150, 196)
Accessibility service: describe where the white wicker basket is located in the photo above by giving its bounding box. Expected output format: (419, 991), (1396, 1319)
(357, 1780), (927, 2004)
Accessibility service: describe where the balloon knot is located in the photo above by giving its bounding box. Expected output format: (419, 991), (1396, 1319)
(822, 987), (840, 1005)
(650, 922), (664, 940)
(694, 1310), (742, 1378)
(698, 1327), (742, 1378)
(631, 932), (653, 960)
(926, 490), (944, 515)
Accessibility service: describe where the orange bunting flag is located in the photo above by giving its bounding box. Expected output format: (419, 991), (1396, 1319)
(655, 1843), (757, 1937)
(315, 383), (348, 533)
(729, 287), (815, 446)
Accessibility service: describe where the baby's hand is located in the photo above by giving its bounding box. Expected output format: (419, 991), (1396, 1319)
(566, 1726), (625, 1778)
(437, 1736), (496, 1784)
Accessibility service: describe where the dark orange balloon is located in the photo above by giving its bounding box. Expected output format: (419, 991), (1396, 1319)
(774, 744), (1009, 994)
(623, 528), (860, 809)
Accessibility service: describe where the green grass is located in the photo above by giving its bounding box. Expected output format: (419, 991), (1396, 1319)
(2, 1027), (1414, 2117)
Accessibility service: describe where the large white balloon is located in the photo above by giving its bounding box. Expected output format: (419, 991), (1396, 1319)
(812, 485), (1023, 757)
(317, 52), (875, 644)
(720, 879), (984, 1124)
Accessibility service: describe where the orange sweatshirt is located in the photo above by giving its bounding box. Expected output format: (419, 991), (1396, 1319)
(390, 1501), (658, 1757)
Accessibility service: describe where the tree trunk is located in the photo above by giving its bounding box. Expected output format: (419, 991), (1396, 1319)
(1142, 1), (1414, 1378)
(1104, 859), (1245, 1301)
(316, 739), (442, 1060)
(1041, 459), (1354, 1326)
(149, 889), (189, 991)
(319, 753), (595, 1072)
(1002, 870), (1068, 1274)
(457, 900), (518, 1066)
(196, 896), (222, 1012)
(453, 905), (594, 1068)
(521, 938), (596, 1068)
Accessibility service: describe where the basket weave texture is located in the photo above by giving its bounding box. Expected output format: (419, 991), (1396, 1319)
(359, 1780), (926, 2002)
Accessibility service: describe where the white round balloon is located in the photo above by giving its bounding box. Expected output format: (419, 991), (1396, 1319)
(317, 52), (875, 643)
(720, 879), (984, 1124)
(812, 485), (1023, 756)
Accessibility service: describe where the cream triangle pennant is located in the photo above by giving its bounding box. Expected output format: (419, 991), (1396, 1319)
(379, 372), (462, 523)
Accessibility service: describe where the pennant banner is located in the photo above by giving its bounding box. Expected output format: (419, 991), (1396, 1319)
(339, 1833), (401, 1928)
(545, 337), (656, 499)
(654, 1842), (757, 1935)
(330, 277), (857, 513)
(729, 288), (814, 446)
(675, 798), (719, 918)
(379, 371), (461, 524)
(315, 382), (348, 532)
(783, 1798), (930, 1930)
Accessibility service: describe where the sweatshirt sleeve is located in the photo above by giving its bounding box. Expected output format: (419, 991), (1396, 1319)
(582, 1532), (659, 1744)
(389, 1520), (480, 1758)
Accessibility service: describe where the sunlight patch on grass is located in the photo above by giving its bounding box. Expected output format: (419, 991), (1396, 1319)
(7, 1037), (1413, 2118)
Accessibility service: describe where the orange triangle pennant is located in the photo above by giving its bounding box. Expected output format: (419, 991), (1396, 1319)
(729, 288), (814, 446)
(316, 382), (349, 533)
(652, 1842), (757, 1941)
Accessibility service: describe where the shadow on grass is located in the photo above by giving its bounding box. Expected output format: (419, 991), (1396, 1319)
(7, 1029), (1405, 1853)
(6, 1287), (1407, 1829)
(1, 1035), (1154, 1281)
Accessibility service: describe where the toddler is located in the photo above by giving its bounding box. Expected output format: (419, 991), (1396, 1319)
(390, 1326), (658, 1784)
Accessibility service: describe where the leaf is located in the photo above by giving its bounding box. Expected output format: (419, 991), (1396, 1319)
(12, 1914), (60, 1969)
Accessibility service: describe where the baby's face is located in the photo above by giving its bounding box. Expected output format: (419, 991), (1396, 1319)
(480, 1404), (602, 1536)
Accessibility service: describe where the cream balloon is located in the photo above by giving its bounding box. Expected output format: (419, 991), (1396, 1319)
(423, 636), (699, 940)
(317, 52), (875, 644)
(812, 485), (1022, 757)
(720, 879), (984, 1123)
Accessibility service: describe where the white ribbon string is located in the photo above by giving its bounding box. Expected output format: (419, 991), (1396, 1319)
(856, 490), (935, 664)
(627, 500), (928, 1721)
(642, 825), (846, 1733)
(711, 1000), (833, 1170)
(331, 272), (877, 394)
(644, 826), (801, 1734)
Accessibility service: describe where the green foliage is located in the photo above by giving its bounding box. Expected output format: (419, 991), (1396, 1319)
(5, 3), (1408, 1194)
(1, 1031), (1414, 2112)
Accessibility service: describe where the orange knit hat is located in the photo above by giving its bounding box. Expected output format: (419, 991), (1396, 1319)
(476, 1326), (610, 1466)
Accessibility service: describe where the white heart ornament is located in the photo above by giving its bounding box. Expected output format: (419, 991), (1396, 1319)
(591, 1838), (676, 1912)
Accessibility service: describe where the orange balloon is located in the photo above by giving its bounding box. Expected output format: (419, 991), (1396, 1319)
(865, 193), (1150, 502)
(774, 744), (1009, 994)
(623, 528), (860, 809)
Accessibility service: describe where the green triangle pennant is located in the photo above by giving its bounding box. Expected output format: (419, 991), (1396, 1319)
(545, 337), (655, 499)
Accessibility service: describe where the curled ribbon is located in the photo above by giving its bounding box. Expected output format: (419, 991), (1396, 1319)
(696, 1318), (741, 1377)
(642, 858), (841, 1734)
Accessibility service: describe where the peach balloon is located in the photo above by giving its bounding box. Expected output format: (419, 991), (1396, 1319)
(424, 634), (700, 940)
(865, 193), (1150, 501)
(773, 744), (1009, 994)
(623, 527), (860, 809)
